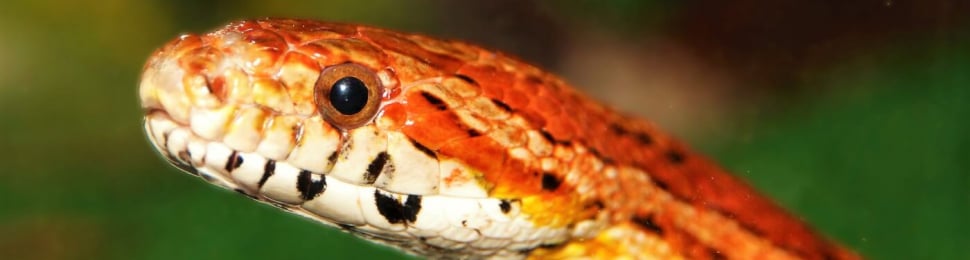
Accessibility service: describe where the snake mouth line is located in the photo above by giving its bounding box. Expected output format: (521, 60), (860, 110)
(143, 110), (573, 258)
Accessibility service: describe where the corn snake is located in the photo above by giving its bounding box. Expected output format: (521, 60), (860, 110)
(138, 18), (860, 259)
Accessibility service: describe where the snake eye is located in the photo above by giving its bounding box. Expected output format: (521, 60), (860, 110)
(314, 63), (383, 129)
(329, 77), (368, 115)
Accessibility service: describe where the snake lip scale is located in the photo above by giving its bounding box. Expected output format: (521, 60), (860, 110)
(139, 18), (861, 259)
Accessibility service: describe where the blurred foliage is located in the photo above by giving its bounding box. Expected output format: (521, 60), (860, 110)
(703, 37), (970, 259)
(0, 0), (967, 259)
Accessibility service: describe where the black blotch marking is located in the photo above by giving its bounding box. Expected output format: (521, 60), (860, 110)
(491, 98), (512, 112)
(609, 123), (628, 135)
(225, 151), (243, 172)
(234, 189), (257, 199)
(364, 152), (389, 184)
(182, 166), (199, 176)
(296, 170), (326, 200)
(823, 251), (837, 260)
(161, 131), (171, 150)
(177, 150), (192, 164)
(741, 222), (766, 237)
(327, 151), (339, 168)
(702, 204), (770, 240)
(258, 160), (276, 188)
(590, 200), (605, 210)
(587, 148), (615, 164)
(454, 74), (478, 86)
(711, 249), (727, 260)
(635, 132), (653, 145)
(539, 129), (556, 143)
(409, 138), (438, 159)
(610, 123), (653, 145)
(775, 244), (814, 259)
(516, 242), (565, 255)
(420, 91), (447, 110)
(467, 129), (482, 137)
(337, 223), (356, 230)
(601, 157), (615, 164)
(402, 195), (421, 222)
(171, 152), (198, 176)
(632, 214), (664, 235)
(160, 132), (178, 162)
(438, 108), (481, 138)
(374, 190), (422, 224)
(541, 172), (561, 191)
(538, 129), (571, 145)
(666, 150), (685, 164)
(499, 200), (511, 214)
(537, 242), (564, 249)
(652, 179), (670, 190)
(524, 75), (544, 85)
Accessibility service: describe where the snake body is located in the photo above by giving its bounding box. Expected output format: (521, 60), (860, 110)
(139, 18), (860, 259)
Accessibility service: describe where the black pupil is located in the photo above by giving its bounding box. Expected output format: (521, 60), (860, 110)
(329, 76), (369, 115)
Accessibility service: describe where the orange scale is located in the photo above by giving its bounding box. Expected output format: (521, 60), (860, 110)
(243, 28), (288, 47)
(530, 78), (555, 97)
(178, 46), (221, 74)
(383, 80), (402, 100)
(377, 103), (407, 130)
(455, 65), (511, 99)
(405, 34), (479, 63)
(542, 113), (577, 142)
(529, 96), (563, 121)
(310, 39), (386, 69)
(437, 136), (542, 196)
(515, 110), (547, 130)
(361, 28), (464, 74)
(401, 110), (472, 150)
(381, 52), (445, 83)
(402, 88), (447, 115)
(278, 50), (320, 69)
(437, 136), (505, 173)
(300, 20), (357, 36)
(235, 48), (284, 77)
(277, 52), (321, 93)
(616, 141), (643, 163)
(169, 34), (203, 58)
(207, 77), (226, 101)
(224, 20), (261, 33)
(293, 44), (331, 62)
(500, 87), (532, 112)
(266, 20), (353, 42)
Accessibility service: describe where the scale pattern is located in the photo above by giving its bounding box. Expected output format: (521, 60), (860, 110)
(139, 18), (861, 259)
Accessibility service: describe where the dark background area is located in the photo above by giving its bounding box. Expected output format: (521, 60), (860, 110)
(0, 1), (967, 259)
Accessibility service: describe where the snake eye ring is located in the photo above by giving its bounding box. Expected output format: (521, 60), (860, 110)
(314, 63), (383, 129)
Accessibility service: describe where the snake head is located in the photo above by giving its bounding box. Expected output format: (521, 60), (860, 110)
(138, 18), (593, 258)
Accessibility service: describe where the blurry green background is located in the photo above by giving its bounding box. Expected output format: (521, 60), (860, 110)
(1, 1), (967, 259)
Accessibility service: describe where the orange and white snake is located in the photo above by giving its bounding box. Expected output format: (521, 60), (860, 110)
(139, 18), (861, 259)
